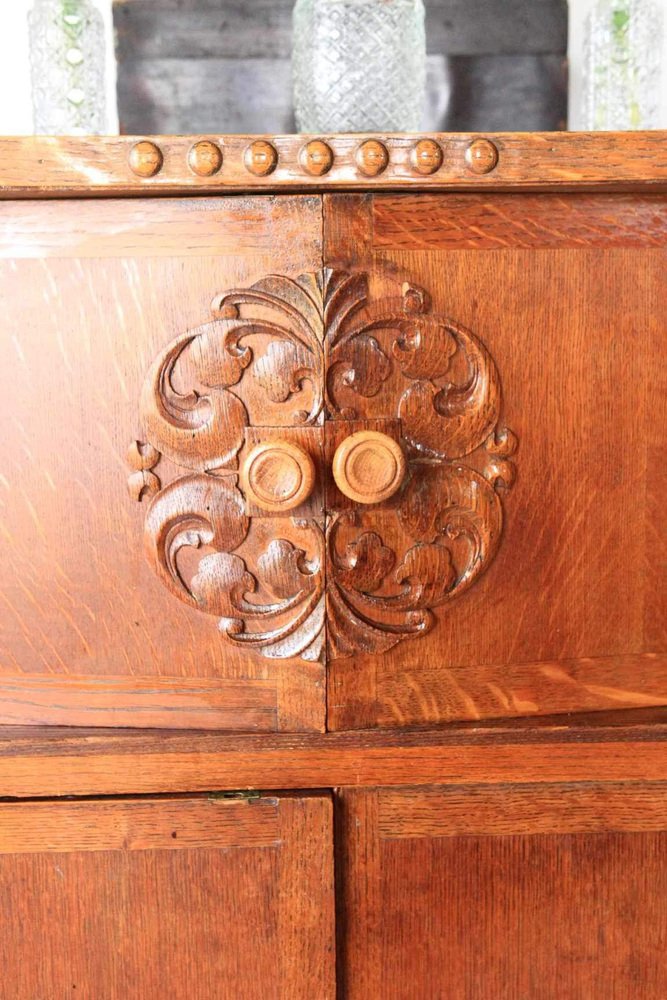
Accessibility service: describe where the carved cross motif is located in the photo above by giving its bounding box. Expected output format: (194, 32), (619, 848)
(128, 269), (517, 663)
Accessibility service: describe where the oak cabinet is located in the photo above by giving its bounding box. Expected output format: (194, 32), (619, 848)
(1, 157), (666, 733)
(327, 191), (667, 730)
(338, 783), (667, 999)
(0, 132), (666, 998)
(0, 194), (327, 732)
(0, 793), (335, 1000)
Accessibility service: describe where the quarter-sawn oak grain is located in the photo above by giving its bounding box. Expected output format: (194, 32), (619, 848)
(0, 132), (666, 198)
(0, 710), (663, 798)
(1, 138), (666, 730)
(338, 784), (667, 999)
(0, 793), (335, 1000)
(326, 192), (667, 729)
(0, 194), (325, 731)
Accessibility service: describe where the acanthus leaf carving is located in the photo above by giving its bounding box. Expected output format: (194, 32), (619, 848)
(129, 267), (516, 663)
(396, 318), (502, 460)
(139, 327), (250, 473)
(322, 271), (516, 659)
(142, 474), (324, 662)
(253, 339), (319, 422)
(131, 271), (328, 662)
(327, 333), (392, 409)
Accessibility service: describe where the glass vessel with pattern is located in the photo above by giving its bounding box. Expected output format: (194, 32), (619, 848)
(292, 0), (426, 133)
(582, 0), (663, 129)
(28, 0), (106, 135)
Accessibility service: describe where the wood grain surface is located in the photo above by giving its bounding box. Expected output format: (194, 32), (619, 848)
(0, 194), (325, 730)
(338, 784), (667, 999)
(0, 710), (663, 797)
(1, 133), (666, 198)
(378, 782), (667, 837)
(0, 793), (334, 1000)
(327, 192), (667, 729)
(0, 194), (322, 257)
(373, 192), (667, 249)
(2, 164), (666, 730)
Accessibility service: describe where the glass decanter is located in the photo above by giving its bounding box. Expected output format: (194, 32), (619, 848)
(582, 0), (663, 129)
(292, 0), (426, 133)
(28, 0), (107, 135)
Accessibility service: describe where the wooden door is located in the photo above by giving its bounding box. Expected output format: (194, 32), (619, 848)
(0, 195), (326, 730)
(324, 192), (667, 729)
(338, 783), (667, 999)
(0, 792), (334, 999)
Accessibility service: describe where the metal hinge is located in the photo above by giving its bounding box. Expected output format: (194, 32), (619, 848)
(207, 790), (262, 802)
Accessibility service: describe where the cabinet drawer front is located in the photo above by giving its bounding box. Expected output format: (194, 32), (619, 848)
(0, 793), (334, 1000)
(338, 784), (667, 999)
(326, 192), (667, 728)
(0, 195), (326, 731)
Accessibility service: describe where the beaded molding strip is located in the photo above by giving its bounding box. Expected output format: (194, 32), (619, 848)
(0, 132), (666, 196)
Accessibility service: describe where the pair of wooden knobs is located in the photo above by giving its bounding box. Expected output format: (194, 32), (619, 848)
(241, 431), (406, 512)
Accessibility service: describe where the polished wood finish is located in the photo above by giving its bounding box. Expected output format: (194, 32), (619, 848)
(244, 139), (279, 177)
(338, 784), (667, 998)
(373, 191), (667, 250)
(299, 139), (334, 177)
(0, 194), (326, 730)
(332, 430), (406, 505)
(1, 137), (665, 729)
(135, 267), (327, 664)
(326, 191), (667, 728)
(355, 140), (390, 178)
(0, 711), (664, 798)
(1, 134), (666, 1000)
(128, 139), (163, 177)
(0, 194), (324, 257)
(409, 138), (444, 176)
(0, 793), (335, 999)
(187, 139), (223, 177)
(240, 439), (316, 512)
(1, 132), (666, 198)
(465, 136), (499, 173)
(321, 261), (517, 663)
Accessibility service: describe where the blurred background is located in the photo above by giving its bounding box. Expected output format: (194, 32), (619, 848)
(0, 0), (665, 135)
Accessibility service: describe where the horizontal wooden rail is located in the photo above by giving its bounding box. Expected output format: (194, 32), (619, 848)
(0, 709), (664, 798)
(1, 132), (667, 198)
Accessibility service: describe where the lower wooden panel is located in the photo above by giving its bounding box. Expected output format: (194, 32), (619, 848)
(338, 784), (667, 999)
(0, 793), (334, 1000)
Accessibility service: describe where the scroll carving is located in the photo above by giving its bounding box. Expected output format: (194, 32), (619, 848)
(323, 272), (517, 658)
(128, 268), (516, 663)
(128, 275), (326, 662)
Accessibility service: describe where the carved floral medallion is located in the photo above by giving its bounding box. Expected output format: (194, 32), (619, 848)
(128, 269), (517, 663)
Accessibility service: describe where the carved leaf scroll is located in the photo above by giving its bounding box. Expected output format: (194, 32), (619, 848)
(130, 274), (326, 662)
(322, 271), (517, 659)
(129, 267), (516, 663)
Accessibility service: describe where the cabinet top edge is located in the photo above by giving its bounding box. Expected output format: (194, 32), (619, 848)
(1, 131), (667, 198)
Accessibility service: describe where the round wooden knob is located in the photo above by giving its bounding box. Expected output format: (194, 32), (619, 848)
(332, 431), (406, 505)
(240, 440), (315, 512)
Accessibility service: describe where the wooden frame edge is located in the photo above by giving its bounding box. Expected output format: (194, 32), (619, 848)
(1, 132), (666, 198)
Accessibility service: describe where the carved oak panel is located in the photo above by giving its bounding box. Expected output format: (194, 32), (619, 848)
(129, 274), (327, 663)
(130, 268), (516, 664)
